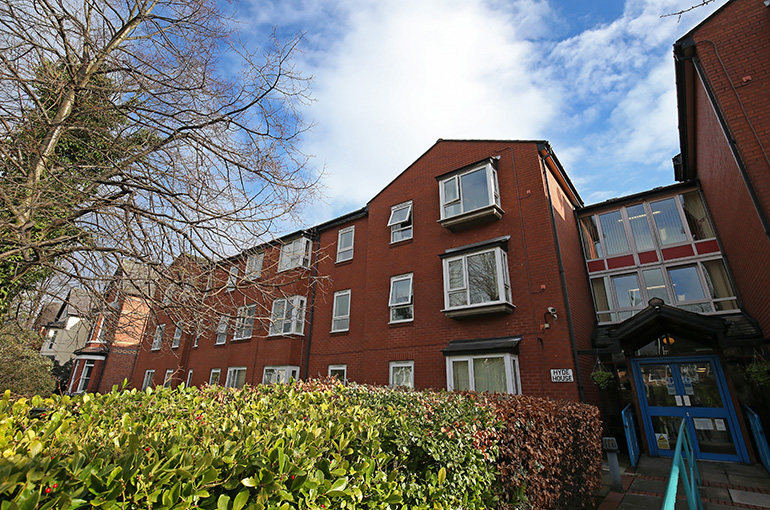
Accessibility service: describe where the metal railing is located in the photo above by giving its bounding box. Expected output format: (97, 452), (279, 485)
(745, 406), (770, 474)
(622, 404), (640, 468)
(662, 420), (703, 510)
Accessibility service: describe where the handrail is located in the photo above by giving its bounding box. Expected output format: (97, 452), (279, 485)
(622, 404), (640, 468)
(662, 420), (703, 510)
(745, 406), (770, 474)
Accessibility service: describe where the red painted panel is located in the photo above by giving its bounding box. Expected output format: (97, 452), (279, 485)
(587, 260), (606, 273)
(695, 239), (720, 255)
(638, 251), (659, 264)
(606, 255), (635, 269)
(662, 245), (695, 260)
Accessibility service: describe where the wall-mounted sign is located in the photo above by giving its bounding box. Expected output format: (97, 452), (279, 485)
(550, 368), (574, 383)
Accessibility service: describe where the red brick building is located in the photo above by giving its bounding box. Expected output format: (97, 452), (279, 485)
(128, 139), (598, 404)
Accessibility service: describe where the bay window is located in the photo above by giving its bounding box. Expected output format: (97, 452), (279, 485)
(446, 353), (520, 394)
(278, 237), (312, 272)
(269, 296), (306, 336)
(438, 159), (502, 229)
(441, 244), (512, 317)
(225, 367), (247, 388)
(233, 304), (256, 340)
(263, 366), (299, 384)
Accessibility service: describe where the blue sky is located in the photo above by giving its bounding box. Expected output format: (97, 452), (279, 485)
(235, 0), (724, 228)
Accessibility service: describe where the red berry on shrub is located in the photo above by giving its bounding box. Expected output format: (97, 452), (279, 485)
(53, 484), (58, 488)
(145, 447), (150, 452)
(45, 488), (51, 494)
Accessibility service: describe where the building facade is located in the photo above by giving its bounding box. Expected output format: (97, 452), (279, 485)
(38, 290), (92, 365)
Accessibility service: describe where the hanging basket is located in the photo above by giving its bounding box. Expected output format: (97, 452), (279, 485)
(746, 360), (770, 387)
(591, 369), (615, 389)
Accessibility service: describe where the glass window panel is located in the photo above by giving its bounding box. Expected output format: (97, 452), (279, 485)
(668, 266), (706, 302)
(643, 269), (669, 303)
(391, 365), (413, 388)
(449, 291), (467, 307)
(612, 274), (642, 308)
(467, 251), (499, 304)
(448, 260), (464, 290)
(627, 204), (655, 251)
(334, 292), (350, 316)
(693, 419), (736, 455)
(599, 210), (629, 255)
(390, 279), (411, 305)
(591, 277), (611, 312)
(651, 416), (682, 451)
(640, 364), (677, 407)
(651, 198), (687, 245)
(702, 260), (736, 305)
(443, 178), (458, 204)
(680, 191), (715, 240)
(460, 168), (490, 213)
(678, 363), (723, 408)
(473, 357), (507, 393)
(452, 360), (470, 391)
(388, 204), (411, 225)
(391, 306), (413, 322)
(580, 216), (602, 259)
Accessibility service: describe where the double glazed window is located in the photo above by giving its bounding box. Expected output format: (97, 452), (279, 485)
(263, 366), (299, 384)
(209, 368), (221, 385)
(388, 202), (413, 243)
(590, 258), (737, 322)
(442, 247), (511, 310)
(278, 237), (312, 272)
(328, 364), (347, 382)
(439, 162), (500, 219)
(142, 370), (155, 390)
(233, 304), (256, 340)
(336, 227), (354, 262)
(269, 296), (307, 336)
(151, 324), (165, 350)
(446, 354), (519, 394)
(389, 361), (414, 388)
(163, 369), (174, 388)
(389, 274), (414, 323)
(225, 367), (247, 388)
(76, 360), (95, 393)
(331, 290), (351, 332)
(215, 316), (228, 345)
(172, 323), (183, 348)
(580, 191), (715, 259)
(226, 266), (238, 292)
(245, 253), (264, 280)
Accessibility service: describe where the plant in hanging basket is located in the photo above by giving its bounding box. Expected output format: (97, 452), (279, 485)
(590, 369), (615, 389)
(746, 361), (770, 387)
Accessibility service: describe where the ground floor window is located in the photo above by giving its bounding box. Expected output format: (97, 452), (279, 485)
(328, 364), (347, 382)
(389, 360), (414, 388)
(225, 367), (247, 388)
(142, 369), (155, 390)
(76, 360), (95, 393)
(446, 353), (520, 394)
(186, 369), (193, 387)
(263, 365), (299, 384)
(209, 368), (221, 385)
(163, 369), (174, 388)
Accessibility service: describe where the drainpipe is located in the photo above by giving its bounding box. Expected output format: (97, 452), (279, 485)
(541, 150), (586, 402)
(302, 229), (320, 380)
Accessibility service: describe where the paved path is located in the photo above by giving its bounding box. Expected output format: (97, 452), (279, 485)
(597, 456), (770, 510)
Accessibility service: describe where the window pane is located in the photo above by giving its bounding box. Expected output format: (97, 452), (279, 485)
(444, 178), (458, 204)
(612, 274), (642, 308)
(460, 168), (490, 213)
(390, 278), (411, 305)
(448, 291), (467, 307)
(702, 260), (738, 310)
(388, 205), (411, 225)
(681, 192), (714, 240)
(591, 278), (613, 322)
(473, 357), (507, 393)
(391, 305), (413, 322)
(668, 266), (706, 302)
(643, 269), (669, 303)
(448, 260), (464, 290)
(627, 204), (655, 251)
(467, 251), (499, 304)
(334, 292), (350, 316)
(392, 366), (413, 388)
(580, 216), (602, 259)
(452, 360), (470, 391)
(599, 210), (629, 255)
(651, 198), (687, 245)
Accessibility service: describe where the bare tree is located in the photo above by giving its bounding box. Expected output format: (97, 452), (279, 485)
(0, 0), (318, 318)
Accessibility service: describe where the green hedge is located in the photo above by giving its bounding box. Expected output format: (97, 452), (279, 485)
(0, 382), (602, 509)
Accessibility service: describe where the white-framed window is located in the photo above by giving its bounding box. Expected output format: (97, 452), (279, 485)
(245, 252), (264, 280)
(442, 246), (511, 310)
(589, 257), (738, 323)
(163, 369), (175, 388)
(336, 226), (354, 262)
(268, 296), (306, 336)
(172, 323), (183, 348)
(225, 367), (247, 388)
(151, 324), (165, 350)
(193, 332), (200, 348)
(76, 360), (95, 393)
(331, 290), (351, 332)
(47, 330), (58, 350)
(389, 361), (414, 388)
(439, 161), (500, 219)
(186, 369), (194, 387)
(388, 201), (413, 243)
(142, 369), (155, 390)
(215, 315), (228, 345)
(209, 368), (221, 385)
(389, 274), (414, 323)
(446, 353), (520, 394)
(233, 304), (256, 340)
(278, 237), (312, 272)
(226, 266), (238, 292)
(263, 365), (300, 384)
(328, 364), (347, 382)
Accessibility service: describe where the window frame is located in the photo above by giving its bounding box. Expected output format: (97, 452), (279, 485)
(328, 364), (347, 382)
(262, 365), (300, 384)
(268, 296), (307, 336)
(209, 368), (221, 386)
(331, 290), (351, 333)
(388, 201), (413, 243)
(186, 369), (193, 387)
(441, 246), (512, 314)
(142, 369), (155, 390)
(388, 273), (414, 323)
(172, 323), (183, 349)
(278, 237), (312, 272)
(389, 360), (414, 388)
(438, 161), (500, 220)
(76, 360), (95, 393)
(151, 324), (165, 351)
(225, 366), (247, 388)
(163, 369), (174, 388)
(245, 252), (264, 280)
(336, 226), (355, 262)
(445, 353), (520, 394)
(226, 265), (238, 292)
(233, 304), (256, 340)
(215, 315), (228, 345)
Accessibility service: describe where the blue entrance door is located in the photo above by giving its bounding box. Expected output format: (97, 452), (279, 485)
(631, 356), (748, 462)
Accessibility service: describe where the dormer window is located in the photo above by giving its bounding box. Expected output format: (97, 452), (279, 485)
(438, 159), (502, 230)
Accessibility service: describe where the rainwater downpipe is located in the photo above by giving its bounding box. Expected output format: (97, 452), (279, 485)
(302, 229), (320, 380)
(541, 151), (586, 402)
